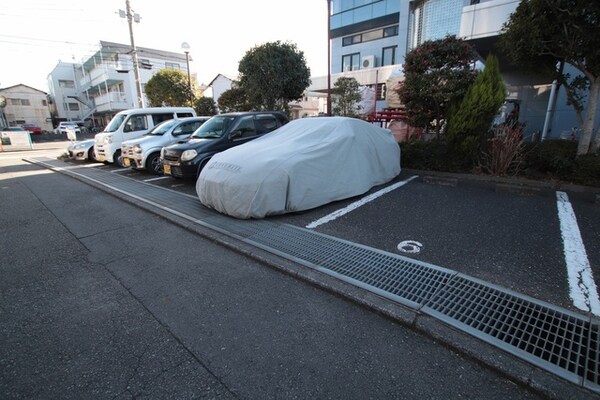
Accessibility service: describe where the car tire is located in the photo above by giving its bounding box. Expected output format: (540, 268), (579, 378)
(146, 152), (162, 175)
(197, 158), (211, 179)
(88, 146), (98, 162)
(113, 149), (122, 166)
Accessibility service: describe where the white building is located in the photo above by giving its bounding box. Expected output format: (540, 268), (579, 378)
(0, 84), (52, 131)
(48, 41), (191, 129)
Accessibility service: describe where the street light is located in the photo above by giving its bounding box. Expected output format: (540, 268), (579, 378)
(181, 42), (193, 106)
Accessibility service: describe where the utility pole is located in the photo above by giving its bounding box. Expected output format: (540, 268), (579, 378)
(326, 0), (332, 116)
(121, 0), (144, 108)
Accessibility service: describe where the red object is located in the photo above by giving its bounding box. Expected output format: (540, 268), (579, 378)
(22, 124), (42, 134)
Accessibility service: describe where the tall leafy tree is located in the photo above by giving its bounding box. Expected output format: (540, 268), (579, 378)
(217, 87), (252, 113)
(397, 35), (477, 138)
(194, 96), (218, 116)
(332, 77), (362, 117)
(498, 0), (600, 155)
(446, 54), (506, 166)
(238, 41), (311, 112)
(145, 69), (194, 107)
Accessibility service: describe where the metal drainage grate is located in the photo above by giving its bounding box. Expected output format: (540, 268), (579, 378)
(28, 157), (600, 394)
(246, 224), (455, 308)
(424, 275), (599, 390)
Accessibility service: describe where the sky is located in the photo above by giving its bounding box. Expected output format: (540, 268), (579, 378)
(0, 0), (329, 92)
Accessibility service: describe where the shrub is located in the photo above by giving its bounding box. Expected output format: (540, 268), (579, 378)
(523, 140), (577, 179)
(477, 124), (525, 176)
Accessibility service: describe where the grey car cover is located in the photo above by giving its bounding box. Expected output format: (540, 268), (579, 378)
(196, 116), (401, 219)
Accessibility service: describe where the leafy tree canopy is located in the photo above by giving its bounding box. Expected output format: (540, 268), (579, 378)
(498, 0), (600, 154)
(332, 76), (362, 117)
(194, 96), (218, 116)
(238, 41), (311, 112)
(144, 69), (194, 107)
(217, 87), (252, 113)
(397, 35), (477, 137)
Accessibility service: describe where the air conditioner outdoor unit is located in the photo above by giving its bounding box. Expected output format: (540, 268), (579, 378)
(361, 55), (376, 69)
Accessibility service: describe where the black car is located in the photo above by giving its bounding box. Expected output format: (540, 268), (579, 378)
(160, 111), (289, 179)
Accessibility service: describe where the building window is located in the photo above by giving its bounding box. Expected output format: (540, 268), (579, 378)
(382, 46), (396, 66)
(42, 99), (48, 106)
(59, 80), (75, 88)
(139, 59), (152, 70)
(409, 0), (463, 49)
(9, 98), (30, 106)
(342, 53), (360, 72)
(165, 62), (180, 70)
(342, 25), (398, 46)
(64, 102), (79, 111)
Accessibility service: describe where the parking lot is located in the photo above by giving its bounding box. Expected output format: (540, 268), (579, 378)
(68, 156), (600, 317)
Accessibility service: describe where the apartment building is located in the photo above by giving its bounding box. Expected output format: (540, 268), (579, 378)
(48, 41), (191, 129)
(309, 0), (587, 139)
(0, 84), (53, 131)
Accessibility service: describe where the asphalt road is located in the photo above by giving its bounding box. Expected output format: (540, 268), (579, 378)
(1, 143), (598, 399)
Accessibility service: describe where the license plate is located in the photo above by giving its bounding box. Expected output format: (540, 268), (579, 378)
(123, 157), (130, 167)
(98, 154), (105, 162)
(163, 164), (171, 175)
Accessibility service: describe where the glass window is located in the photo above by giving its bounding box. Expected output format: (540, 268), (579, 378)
(42, 100), (48, 106)
(382, 46), (396, 66)
(124, 115), (148, 132)
(342, 53), (360, 72)
(152, 113), (174, 125)
(177, 120), (202, 135)
(176, 112), (194, 118)
(59, 80), (75, 88)
(363, 29), (383, 41)
(384, 25), (398, 37)
(165, 62), (180, 70)
(256, 115), (279, 134)
(67, 102), (79, 111)
(231, 116), (257, 139)
(21, 99), (30, 106)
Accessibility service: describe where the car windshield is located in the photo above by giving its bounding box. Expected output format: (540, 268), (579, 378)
(104, 114), (127, 132)
(146, 119), (177, 136)
(191, 116), (235, 138)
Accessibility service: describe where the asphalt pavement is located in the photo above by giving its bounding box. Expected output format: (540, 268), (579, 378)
(0, 144), (597, 399)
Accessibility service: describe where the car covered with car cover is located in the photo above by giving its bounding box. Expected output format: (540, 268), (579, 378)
(196, 116), (401, 219)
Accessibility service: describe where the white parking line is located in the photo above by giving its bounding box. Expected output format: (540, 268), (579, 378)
(144, 176), (171, 182)
(306, 175), (418, 229)
(111, 168), (131, 173)
(556, 191), (600, 316)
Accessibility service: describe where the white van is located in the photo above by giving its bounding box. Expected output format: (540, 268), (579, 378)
(94, 107), (196, 164)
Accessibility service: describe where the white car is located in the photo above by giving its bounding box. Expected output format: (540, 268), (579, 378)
(67, 139), (97, 161)
(197, 116), (401, 219)
(55, 121), (82, 135)
(121, 116), (210, 174)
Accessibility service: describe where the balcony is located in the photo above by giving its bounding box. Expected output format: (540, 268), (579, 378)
(93, 91), (131, 113)
(79, 63), (129, 91)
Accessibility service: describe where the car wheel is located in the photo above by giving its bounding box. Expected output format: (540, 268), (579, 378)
(113, 150), (123, 166)
(146, 152), (162, 175)
(88, 146), (98, 162)
(197, 158), (211, 179)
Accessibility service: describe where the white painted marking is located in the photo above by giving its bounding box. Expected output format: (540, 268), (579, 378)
(397, 240), (423, 254)
(144, 176), (171, 182)
(111, 168), (131, 173)
(306, 175), (418, 229)
(556, 191), (600, 316)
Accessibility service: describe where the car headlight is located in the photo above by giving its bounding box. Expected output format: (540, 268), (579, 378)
(133, 144), (142, 154)
(103, 135), (113, 144)
(181, 149), (198, 162)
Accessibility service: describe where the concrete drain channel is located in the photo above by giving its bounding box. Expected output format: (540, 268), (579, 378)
(29, 158), (600, 396)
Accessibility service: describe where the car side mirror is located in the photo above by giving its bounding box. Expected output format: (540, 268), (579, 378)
(229, 130), (243, 140)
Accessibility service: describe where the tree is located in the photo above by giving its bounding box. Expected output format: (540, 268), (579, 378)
(217, 87), (252, 113)
(194, 96), (218, 116)
(498, 0), (600, 155)
(238, 41), (311, 112)
(446, 54), (506, 167)
(332, 77), (362, 116)
(397, 35), (477, 138)
(145, 69), (194, 107)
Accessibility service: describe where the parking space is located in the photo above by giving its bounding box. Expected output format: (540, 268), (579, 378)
(70, 158), (600, 317)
